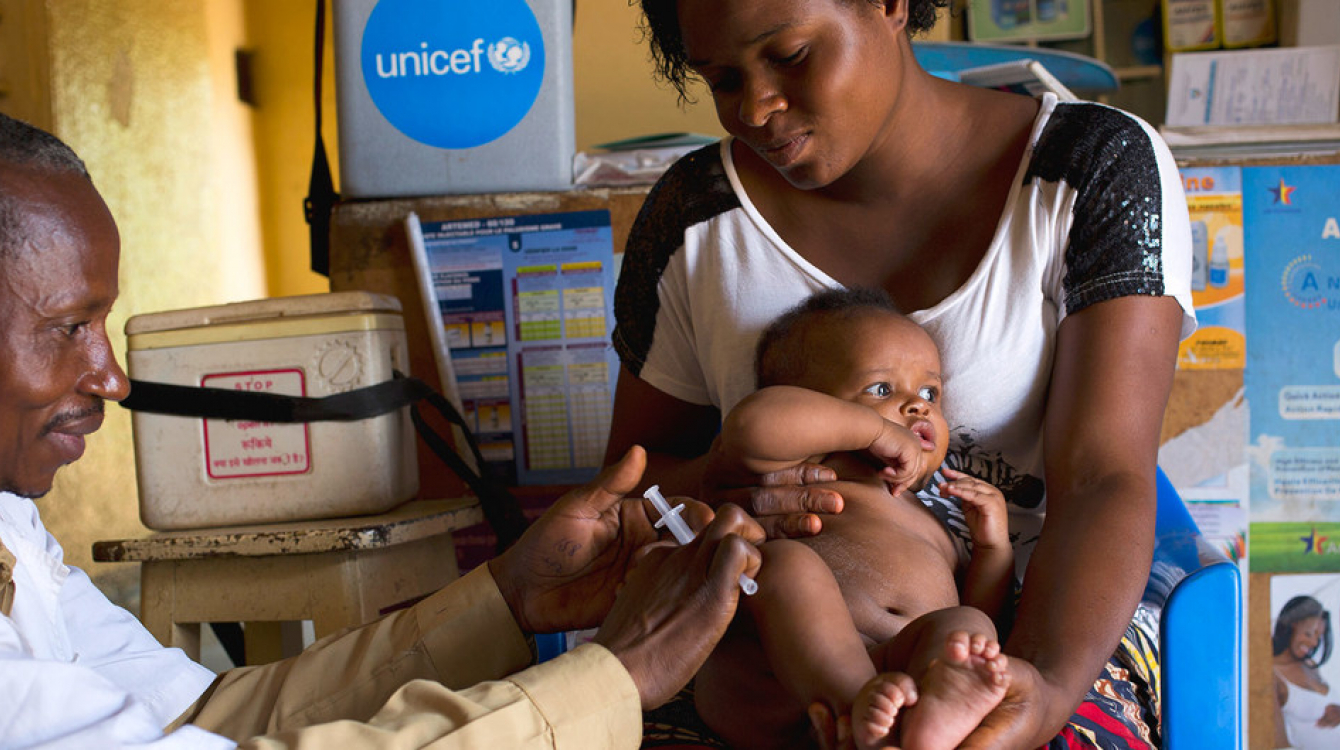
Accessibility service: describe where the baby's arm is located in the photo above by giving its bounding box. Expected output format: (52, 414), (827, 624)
(940, 467), (1015, 626)
(721, 386), (924, 493)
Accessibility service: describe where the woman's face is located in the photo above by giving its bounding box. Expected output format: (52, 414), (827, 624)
(677, 0), (908, 190)
(1290, 615), (1326, 661)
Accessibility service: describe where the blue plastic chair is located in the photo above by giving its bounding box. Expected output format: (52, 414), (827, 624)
(1148, 467), (1243, 749)
(536, 467), (1244, 748)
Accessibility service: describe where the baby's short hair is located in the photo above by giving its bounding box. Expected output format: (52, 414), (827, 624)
(754, 287), (902, 388)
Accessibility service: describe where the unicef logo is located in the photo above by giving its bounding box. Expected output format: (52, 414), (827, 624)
(488, 38), (530, 73)
(360, 0), (545, 149)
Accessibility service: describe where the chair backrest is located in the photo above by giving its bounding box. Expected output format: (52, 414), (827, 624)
(1152, 467), (1243, 750)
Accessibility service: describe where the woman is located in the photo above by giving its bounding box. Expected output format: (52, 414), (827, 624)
(606, 0), (1193, 747)
(1274, 595), (1340, 749)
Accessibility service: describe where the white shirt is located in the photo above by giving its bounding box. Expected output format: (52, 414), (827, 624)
(0, 491), (230, 749)
(614, 94), (1195, 575)
(1277, 672), (1340, 750)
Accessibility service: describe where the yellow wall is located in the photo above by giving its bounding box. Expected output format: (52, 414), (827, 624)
(33, 0), (265, 598)
(243, 0), (337, 298)
(573, 0), (724, 149)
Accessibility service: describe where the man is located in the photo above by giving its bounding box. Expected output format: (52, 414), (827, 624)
(0, 112), (763, 748)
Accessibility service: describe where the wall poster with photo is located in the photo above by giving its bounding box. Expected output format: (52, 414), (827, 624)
(1269, 573), (1340, 748)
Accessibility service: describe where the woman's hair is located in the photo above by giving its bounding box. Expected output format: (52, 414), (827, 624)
(1273, 595), (1333, 666)
(754, 286), (902, 388)
(638, 0), (952, 104)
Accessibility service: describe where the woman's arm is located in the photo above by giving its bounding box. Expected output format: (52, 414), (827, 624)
(965, 295), (1183, 748)
(603, 365), (721, 496)
(1020, 295), (1181, 741)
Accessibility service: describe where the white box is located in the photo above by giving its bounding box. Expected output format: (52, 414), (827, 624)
(126, 292), (419, 530)
(332, 0), (575, 198)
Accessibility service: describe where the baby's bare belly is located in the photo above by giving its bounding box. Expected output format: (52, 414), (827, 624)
(799, 482), (961, 644)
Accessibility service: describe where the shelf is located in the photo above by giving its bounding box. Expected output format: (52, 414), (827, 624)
(1115, 64), (1165, 81)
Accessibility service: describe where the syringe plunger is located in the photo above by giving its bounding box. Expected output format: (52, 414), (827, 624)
(644, 485), (757, 595)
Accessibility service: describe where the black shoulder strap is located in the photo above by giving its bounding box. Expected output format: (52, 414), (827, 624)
(304, 0), (339, 276)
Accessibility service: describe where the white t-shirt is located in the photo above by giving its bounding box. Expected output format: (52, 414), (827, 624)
(613, 94), (1195, 572)
(0, 491), (230, 748)
(1277, 673), (1340, 750)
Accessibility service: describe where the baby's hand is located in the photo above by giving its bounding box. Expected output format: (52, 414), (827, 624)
(939, 467), (1009, 551)
(868, 419), (924, 497)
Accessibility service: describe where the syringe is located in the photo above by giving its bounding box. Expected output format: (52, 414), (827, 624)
(644, 485), (758, 595)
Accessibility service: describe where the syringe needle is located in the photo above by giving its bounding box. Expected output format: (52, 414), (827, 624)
(644, 485), (757, 595)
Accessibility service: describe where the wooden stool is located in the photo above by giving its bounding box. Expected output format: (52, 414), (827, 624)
(93, 498), (484, 665)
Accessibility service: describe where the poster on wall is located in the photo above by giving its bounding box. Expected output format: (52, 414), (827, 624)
(967, 0), (1091, 43)
(1179, 166), (1246, 369)
(1245, 164), (1340, 572)
(1268, 573), (1340, 749)
(416, 210), (619, 486)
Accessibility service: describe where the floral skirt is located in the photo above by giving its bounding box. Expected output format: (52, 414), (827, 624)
(1048, 608), (1161, 749)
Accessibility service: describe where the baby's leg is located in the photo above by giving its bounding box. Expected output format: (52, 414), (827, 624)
(696, 539), (875, 749)
(751, 540), (878, 711)
(855, 606), (1008, 750)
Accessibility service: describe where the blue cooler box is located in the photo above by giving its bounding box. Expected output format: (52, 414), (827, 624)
(333, 0), (574, 198)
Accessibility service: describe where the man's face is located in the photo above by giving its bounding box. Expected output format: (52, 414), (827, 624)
(0, 164), (129, 498)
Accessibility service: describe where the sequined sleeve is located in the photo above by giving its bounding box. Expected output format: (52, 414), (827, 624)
(1026, 102), (1193, 327)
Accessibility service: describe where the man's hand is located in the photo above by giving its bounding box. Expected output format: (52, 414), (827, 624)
(593, 503), (764, 709)
(488, 446), (701, 635)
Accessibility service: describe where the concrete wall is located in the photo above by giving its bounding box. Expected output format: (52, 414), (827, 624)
(31, 0), (266, 603)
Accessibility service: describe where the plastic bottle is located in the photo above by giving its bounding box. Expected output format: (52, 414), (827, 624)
(1190, 221), (1208, 291)
(1210, 235), (1229, 288)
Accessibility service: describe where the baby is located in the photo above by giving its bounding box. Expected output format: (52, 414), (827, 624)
(693, 287), (1015, 750)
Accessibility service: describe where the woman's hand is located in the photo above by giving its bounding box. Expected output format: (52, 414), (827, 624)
(701, 440), (844, 539)
(806, 658), (1061, 750)
(959, 657), (1068, 750)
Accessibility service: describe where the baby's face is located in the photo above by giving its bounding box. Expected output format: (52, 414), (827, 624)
(794, 310), (950, 483)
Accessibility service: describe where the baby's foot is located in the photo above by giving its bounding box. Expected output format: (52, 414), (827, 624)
(897, 631), (1010, 750)
(852, 671), (918, 749)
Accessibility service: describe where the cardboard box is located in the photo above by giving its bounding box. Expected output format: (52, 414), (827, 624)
(126, 292), (419, 529)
